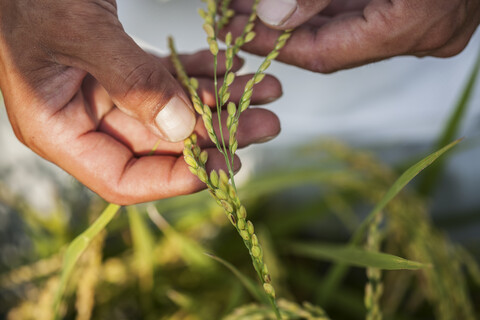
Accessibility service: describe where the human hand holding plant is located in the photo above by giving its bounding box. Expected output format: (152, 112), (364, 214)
(0, 0), (282, 204)
(225, 0), (480, 73)
(30, 2), (474, 319)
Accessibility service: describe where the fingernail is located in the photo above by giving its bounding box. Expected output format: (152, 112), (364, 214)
(258, 0), (297, 26)
(263, 95), (281, 104)
(155, 96), (196, 142)
(256, 133), (280, 143)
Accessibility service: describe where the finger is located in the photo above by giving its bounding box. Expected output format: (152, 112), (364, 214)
(81, 74), (115, 126)
(428, 2), (480, 58)
(60, 132), (240, 204)
(231, 0), (367, 17)
(304, 0), (370, 27)
(32, 89), (241, 204)
(98, 107), (281, 156)
(257, 0), (331, 29)
(98, 147), (241, 204)
(222, 13), (365, 71)
(23, 81), (243, 205)
(227, 0), (366, 33)
(322, 0), (370, 16)
(229, 0), (255, 13)
(227, 0), (465, 73)
(51, 2), (196, 142)
(229, 0), (342, 24)
(196, 74), (283, 106)
(158, 50), (245, 77)
(193, 108), (282, 151)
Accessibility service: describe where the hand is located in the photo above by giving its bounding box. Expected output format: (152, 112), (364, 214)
(0, 0), (282, 204)
(225, 0), (480, 73)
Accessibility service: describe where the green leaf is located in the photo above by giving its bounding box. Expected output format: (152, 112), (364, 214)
(288, 242), (428, 270)
(127, 206), (155, 293)
(321, 139), (460, 305)
(53, 203), (120, 319)
(205, 253), (270, 305)
(147, 205), (212, 269)
(353, 138), (461, 244)
(240, 170), (353, 200)
(419, 49), (480, 195)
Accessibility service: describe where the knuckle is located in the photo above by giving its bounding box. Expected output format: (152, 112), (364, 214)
(10, 115), (39, 149)
(101, 193), (136, 206)
(410, 1), (465, 53)
(308, 60), (335, 74)
(305, 45), (350, 74)
(122, 62), (156, 95)
(416, 22), (456, 52)
(98, 186), (139, 206)
(3, 99), (52, 157)
(364, 1), (463, 56)
(296, 46), (337, 73)
(63, 1), (119, 27)
(119, 62), (165, 109)
(16, 126), (49, 160)
(11, 125), (27, 146)
(434, 40), (469, 58)
(417, 37), (448, 53)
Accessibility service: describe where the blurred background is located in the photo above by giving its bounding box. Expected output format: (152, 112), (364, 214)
(0, 0), (479, 319)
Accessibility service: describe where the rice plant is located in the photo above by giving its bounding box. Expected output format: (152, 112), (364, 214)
(168, 0), (293, 316)
(1, 1), (479, 320)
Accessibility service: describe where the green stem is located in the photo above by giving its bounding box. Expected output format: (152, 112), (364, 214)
(53, 203), (120, 319)
(212, 35), (238, 190)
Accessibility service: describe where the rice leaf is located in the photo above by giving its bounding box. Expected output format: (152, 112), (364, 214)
(353, 138), (461, 244)
(241, 170), (353, 199)
(53, 203), (120, 319)
(127, 206), (155, 293)
(419, 49), (480, 195)
(147, 205), (212, 269)
(288, 242), (427, 270)
(321, 139), (460, 305)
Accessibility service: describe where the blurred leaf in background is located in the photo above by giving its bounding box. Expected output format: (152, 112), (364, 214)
(1, 133), (479, 319)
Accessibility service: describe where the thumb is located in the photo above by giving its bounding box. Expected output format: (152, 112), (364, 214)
(257, 0), (331, 29)
(73, 29), (196, 142)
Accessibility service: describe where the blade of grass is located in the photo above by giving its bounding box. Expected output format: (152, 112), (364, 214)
(127, 206), (155, 293)
(288, 242), (427, 270)
(53, 203), (120, 319)
(147, 205), (212, 269)
(354, 138), (461, 244)
(240, 170), (354, 200)
(222, 281), (245, 317)
(205, 253), (270, 305)
(419, 49), (480, 195)
(52, 137), (161, 318)
(320, 139), (461, 305)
